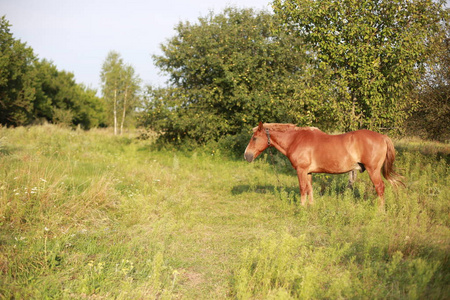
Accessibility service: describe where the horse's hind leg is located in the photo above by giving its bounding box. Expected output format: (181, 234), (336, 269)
(367, 168), (385, 208)
(348, 170), (357, 189)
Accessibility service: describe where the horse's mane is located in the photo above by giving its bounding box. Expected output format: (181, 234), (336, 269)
(253, 123), (320, 132)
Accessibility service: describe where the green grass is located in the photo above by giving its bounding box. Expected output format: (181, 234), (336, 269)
(0, 124), (448, 299)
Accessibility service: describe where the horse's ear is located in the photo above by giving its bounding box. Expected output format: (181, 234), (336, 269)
(258, 121), (264, 131)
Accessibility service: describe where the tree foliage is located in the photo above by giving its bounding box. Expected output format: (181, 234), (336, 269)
(407, 19), (450, 141)
(100, 51), (141, 135)
(148, 8), (334, 143)
(0, 16), (36, 126)
(0, 16), (105, 128)
(273, 0), (448, 131)
(34, 60), (105, 128)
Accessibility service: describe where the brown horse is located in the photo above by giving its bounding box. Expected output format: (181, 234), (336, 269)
(244, 122), (404, 207)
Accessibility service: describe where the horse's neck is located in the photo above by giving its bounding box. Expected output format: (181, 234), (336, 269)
(269, 130), (297, 156)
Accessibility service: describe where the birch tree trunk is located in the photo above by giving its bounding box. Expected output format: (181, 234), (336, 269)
(114, 89), (118, 135)
(120, 87), (128, 135)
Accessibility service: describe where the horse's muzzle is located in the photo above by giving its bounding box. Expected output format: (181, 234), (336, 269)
(244, 152), (254, 163)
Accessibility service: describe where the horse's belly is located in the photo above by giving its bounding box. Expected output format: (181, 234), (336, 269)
(290, 145), (360, 174)
(309, 159), (359, 174)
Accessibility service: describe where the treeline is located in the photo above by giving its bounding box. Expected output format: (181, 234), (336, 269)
(0, 16), (105, 129)
(0, 15), (142, 133)
(2, 0), (449, 142)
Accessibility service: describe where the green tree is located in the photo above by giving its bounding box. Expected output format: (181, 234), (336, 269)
(32, 59), (56, 121)
(150, 7), (329, 143)
(273, 0), (448, 131)
(34, 59), (105, 128)
(101, 51), (123, 134)
(71, 84), (106, 129)
(407, 19), (449, 141)
(33, 60), (79, 125)
(100, 51), (140, 135)
(0, 16), (36, 126)
(119, 64), (141, 134)
(140, 85), (193, 143)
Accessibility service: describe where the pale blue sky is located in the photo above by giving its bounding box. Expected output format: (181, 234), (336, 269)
(1, 0), (272, 91)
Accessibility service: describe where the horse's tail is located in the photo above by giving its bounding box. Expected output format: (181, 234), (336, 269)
(382, 136), (405, 188)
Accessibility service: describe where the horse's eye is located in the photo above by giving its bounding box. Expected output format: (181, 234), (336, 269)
(252, 137), (257, 141)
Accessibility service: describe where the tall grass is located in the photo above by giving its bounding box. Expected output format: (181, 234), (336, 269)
(0, 125), (448, 299)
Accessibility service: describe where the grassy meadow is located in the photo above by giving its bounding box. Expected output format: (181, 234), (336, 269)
(0, 125), (448, 299)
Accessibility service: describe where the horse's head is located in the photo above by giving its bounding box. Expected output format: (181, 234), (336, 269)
(244, 122), (269, 162)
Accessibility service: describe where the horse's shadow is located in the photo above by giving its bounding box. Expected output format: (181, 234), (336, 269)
(231, 184), (299, 196)
(232, 179), (369, 200)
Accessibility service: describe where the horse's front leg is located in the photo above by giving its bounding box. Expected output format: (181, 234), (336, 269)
(297, 169), (313, 206)
(307, 174), (313, 205)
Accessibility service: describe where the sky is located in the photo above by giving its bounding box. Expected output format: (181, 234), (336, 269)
(1, 0), (272, 92)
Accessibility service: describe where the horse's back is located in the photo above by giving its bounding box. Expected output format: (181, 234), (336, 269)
(349, 129), (387, 149)
(350, 129), (386, 140)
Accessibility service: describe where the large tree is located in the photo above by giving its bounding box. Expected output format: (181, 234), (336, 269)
(150, 7), (331, 143)
(273, 0), (448, 131)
